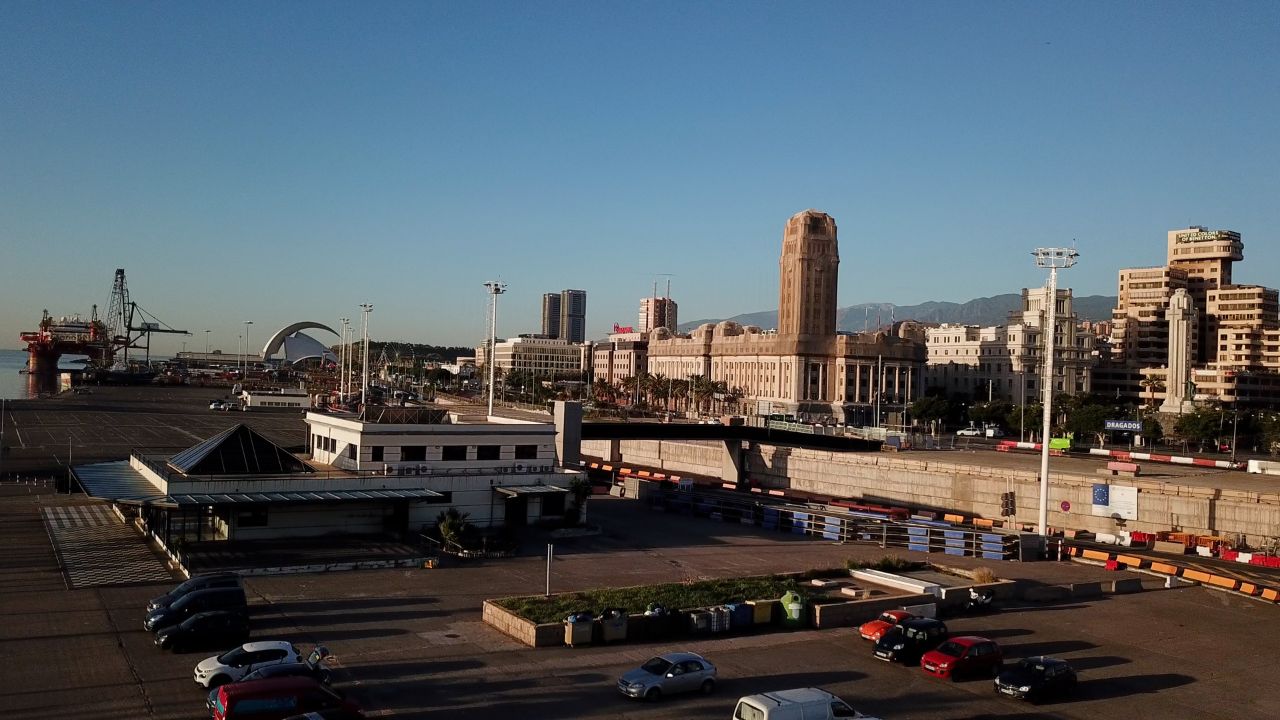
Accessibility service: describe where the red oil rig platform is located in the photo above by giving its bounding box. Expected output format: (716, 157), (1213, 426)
(19, 268), (188, 381)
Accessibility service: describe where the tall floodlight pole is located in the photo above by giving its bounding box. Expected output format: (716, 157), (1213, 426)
(360, 304), (373, 407)
(483, 281), (508, 417)
(339, 317), (350, 398)
(1032, 247), (1078, 536)
(243, 321), (253, 375)
(204, 330), (210, 355)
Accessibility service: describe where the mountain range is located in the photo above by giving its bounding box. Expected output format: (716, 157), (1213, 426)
(678, 294), (1117, 333)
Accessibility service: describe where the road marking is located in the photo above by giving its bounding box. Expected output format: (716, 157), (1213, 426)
(40, 504), (173, 588)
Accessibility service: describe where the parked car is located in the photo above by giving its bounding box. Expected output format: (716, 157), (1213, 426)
(921, 636), (1003, 680)
(209, 400), (228, 410)
(154, 610), (249, 651)
(616, 651), (716, 700)
(955, 427), (983, 437)
(732, 687), (877, 719)
(873, 618), (948, 664)
(994, 656), (1077, 702)
(208, 677), (360, 720)
(858, 610), (915, 642)
(148, 572), (241, 612)
(194, 641), (304, 688)
(241, 647), (333, 686)
(145, 587), (247, 632)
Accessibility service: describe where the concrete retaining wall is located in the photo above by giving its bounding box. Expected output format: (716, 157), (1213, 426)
(483, 600), (564, 647)
(810, 592), (935, 628)
(588, 439), (1280, 545)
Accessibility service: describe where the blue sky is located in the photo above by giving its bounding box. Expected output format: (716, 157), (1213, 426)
(3, 1), (1278, 353)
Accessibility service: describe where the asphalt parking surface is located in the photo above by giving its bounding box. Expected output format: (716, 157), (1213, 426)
(3, 490), (1279, 720)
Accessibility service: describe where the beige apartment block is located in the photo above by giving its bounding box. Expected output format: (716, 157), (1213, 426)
(476, 336), (590, 377)
(591, 332), (648, 386)
(925, 288), (1093, 401)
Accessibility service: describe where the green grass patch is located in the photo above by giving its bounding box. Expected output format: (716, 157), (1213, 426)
(495, 569), (842, 625)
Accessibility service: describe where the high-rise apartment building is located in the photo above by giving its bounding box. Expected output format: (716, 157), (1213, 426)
(1101, 225), (1280, 406)
(558, 289), (587, 343)
(540, 293), (562, 339)
(638, 296), (678, 333)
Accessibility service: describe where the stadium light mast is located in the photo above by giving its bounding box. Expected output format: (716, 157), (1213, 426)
(360, 304), (373, 408)
(483, 281), (507, 417)
(339, 317), (350, 398)
(1032, 246), (1078, 537)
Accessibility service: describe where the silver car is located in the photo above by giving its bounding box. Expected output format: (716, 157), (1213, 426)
(617, 651), (716, 700)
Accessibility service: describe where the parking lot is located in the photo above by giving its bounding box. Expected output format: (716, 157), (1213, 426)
(2, 489), (1278, 720)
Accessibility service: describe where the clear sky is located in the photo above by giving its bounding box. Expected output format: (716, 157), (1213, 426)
(3, 1), (1278, 354)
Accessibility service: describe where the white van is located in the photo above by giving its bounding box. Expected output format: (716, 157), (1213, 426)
(732, 687), (880, 720)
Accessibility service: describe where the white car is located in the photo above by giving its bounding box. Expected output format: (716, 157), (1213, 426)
(955, 427), (983, 437)
(193, 640), (302, 688)
(208, 400), (227, 411)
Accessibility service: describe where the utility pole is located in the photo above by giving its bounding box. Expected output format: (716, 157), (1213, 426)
(1033, 247), (1078, 536)
(339, 317), (350, 399)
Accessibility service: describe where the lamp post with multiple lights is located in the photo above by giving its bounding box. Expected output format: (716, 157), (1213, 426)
(1032, 246), (1078, 536)
(360, 304), (373, 407)
(483, 281), (507, 417)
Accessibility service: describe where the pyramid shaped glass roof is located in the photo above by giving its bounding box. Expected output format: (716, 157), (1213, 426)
(168, 424), (314, 476)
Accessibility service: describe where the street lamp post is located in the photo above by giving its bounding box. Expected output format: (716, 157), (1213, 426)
(339, 317), (350, 399)
(204, 330), (210, 355)
(360, 304), (373, 408)
(483, 282), (507, 417)
(1033, 247), (1078, 537)
(242, 321), (253, 375)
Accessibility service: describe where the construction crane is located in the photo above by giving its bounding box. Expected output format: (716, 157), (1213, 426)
(104, 268), (190, 367)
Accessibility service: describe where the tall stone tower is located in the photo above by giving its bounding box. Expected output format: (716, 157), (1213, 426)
(778, 210), (839, 337)
(1160, 288), (1197, 415)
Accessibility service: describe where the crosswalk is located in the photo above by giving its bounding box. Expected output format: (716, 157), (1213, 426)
(41, 504), (175, 588)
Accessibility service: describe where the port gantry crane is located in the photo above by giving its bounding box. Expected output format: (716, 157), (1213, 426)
(103, 268), (190, 368)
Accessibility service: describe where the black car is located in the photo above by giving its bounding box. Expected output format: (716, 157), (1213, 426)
(145, 587), (247, 632)
(155, 610), (249, 651)
(242, 646), (333, 685)
(873, 618), (949, 664)
(994, 656), (1077, 702)
(147, 572), (241, 612)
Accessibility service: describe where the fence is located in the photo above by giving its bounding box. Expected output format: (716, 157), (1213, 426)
(645, 488), (1020, 561)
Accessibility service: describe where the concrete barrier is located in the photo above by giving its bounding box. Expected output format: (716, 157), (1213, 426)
(809, 592), (934, 629)
(1181, 569), (1212, 584)
(1110, 578), (1144, 594)
(1069, 581), (1104, 597)
(849, 569), (942, 598)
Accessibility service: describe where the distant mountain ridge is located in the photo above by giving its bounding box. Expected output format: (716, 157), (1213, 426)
(678, 294), (1117, 332)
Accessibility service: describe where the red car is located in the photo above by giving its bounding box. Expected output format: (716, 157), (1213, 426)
(858, 610), (914, 641)
(920, 636), (1003, 680)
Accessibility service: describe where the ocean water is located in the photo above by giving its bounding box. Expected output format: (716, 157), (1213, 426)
(0, 348), (89, 399)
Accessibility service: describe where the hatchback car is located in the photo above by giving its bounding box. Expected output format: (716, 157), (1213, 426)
(921, 636), (1003, 680)
(617, 651), (716, 700)
(873, 618), (948, 664)
(208, 677), (359, 720)
(155, 610), (249, 651)
(994, 656), (1077, 702)
(955, 427), (983, 437)
(858, 610), (914, 642)
(194, 641), (304, 688)
(241, 647), (333, 686)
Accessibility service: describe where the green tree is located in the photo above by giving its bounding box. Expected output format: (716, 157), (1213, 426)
(1065, 404), (1111, 446)
(1174, 408), (1221, 451)
(910, 396), (951, 433)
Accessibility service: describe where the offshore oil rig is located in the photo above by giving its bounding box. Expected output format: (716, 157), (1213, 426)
(20, 268), (188, 382)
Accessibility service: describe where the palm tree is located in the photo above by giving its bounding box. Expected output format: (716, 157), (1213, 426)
(689, 374), (713, 414)
(1139, 375), (1164, 408)
(650, 373), (670, 409)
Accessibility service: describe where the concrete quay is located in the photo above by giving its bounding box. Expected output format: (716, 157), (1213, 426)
(583, 439), (1280, 546)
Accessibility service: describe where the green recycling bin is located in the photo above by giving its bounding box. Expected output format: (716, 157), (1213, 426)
(780, 590), (806, 628)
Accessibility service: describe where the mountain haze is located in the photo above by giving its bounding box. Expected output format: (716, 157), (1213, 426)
(678, 294), (1117, 332)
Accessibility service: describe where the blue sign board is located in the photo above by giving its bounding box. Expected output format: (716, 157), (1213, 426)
(1092, 483), (1110, 506)
(1105, 419), (1142, 432)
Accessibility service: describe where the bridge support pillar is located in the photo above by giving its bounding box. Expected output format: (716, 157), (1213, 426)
(553, 401), (583, 467)
(720, 440), (744, 484)
(605, 439), (622, 463)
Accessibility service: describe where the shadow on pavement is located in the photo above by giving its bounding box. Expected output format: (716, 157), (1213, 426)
(1001, 639), (1097, 657)
(349, 658), (487, 681)
(262, 596), (440, 613)
(1065, 673), (1195, 701)
(1065, 654), (1132, 671)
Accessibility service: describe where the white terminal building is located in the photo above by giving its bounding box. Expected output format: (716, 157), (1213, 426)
(73, 405), (583, 559)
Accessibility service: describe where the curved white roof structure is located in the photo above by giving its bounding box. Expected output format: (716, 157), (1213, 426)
(260, 321), (339, 364)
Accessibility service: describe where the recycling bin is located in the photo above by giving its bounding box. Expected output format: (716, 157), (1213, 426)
(746, 599), (779, 625)
(780, 590), (807, 629)
(564, 611), (594, 647)
(599, 608), (628, 643)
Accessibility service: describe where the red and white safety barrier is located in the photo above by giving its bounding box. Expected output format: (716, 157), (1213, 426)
(1086, 447), (1243, 470)
(997, 440), (1041, 451)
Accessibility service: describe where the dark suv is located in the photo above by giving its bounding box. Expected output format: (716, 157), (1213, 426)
(145, 587), (247, 632)
(148, 573), (241, 612)
(873, 617), (949, 664)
